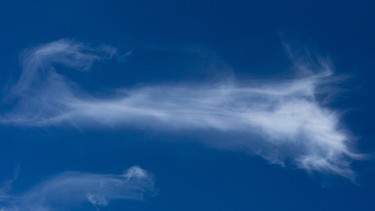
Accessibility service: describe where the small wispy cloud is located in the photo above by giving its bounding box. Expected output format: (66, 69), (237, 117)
(0, 166), (154, 210)
(0, 40), (362, 179)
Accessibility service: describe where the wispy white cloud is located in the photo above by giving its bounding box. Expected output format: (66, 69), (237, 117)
(0, 166), (154, 210)
(0, 40), (362, 179)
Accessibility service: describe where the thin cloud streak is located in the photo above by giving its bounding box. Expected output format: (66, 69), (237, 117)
(0, 40), (362, 179)
(0, 166), (154, 210)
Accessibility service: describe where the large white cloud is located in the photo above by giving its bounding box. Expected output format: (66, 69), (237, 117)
(0, 166), (154, 210)
(0, 40), (362, 179)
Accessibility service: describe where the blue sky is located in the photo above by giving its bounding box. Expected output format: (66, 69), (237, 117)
(0, 0), (375, 210)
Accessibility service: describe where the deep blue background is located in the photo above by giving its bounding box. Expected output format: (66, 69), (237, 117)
(1, 0), (375, 210)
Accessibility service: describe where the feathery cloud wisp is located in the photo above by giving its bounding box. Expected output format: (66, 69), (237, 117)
(0, 40), (361, 179)
(0, 166), (154, 210)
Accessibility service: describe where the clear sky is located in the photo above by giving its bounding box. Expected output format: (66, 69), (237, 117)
(0, 0), (375, 210)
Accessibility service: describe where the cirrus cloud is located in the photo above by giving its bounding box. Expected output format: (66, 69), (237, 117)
(0, 40), (362, 180)
(0, 166), (154, 210)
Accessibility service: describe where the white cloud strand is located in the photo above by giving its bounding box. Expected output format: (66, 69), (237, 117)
(0, 40), (361, 179)
(0, 166), (154, 210)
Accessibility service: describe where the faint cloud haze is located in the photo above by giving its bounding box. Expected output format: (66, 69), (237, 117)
(0, 40), (363, 180)
(0, 166), (154, 210)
